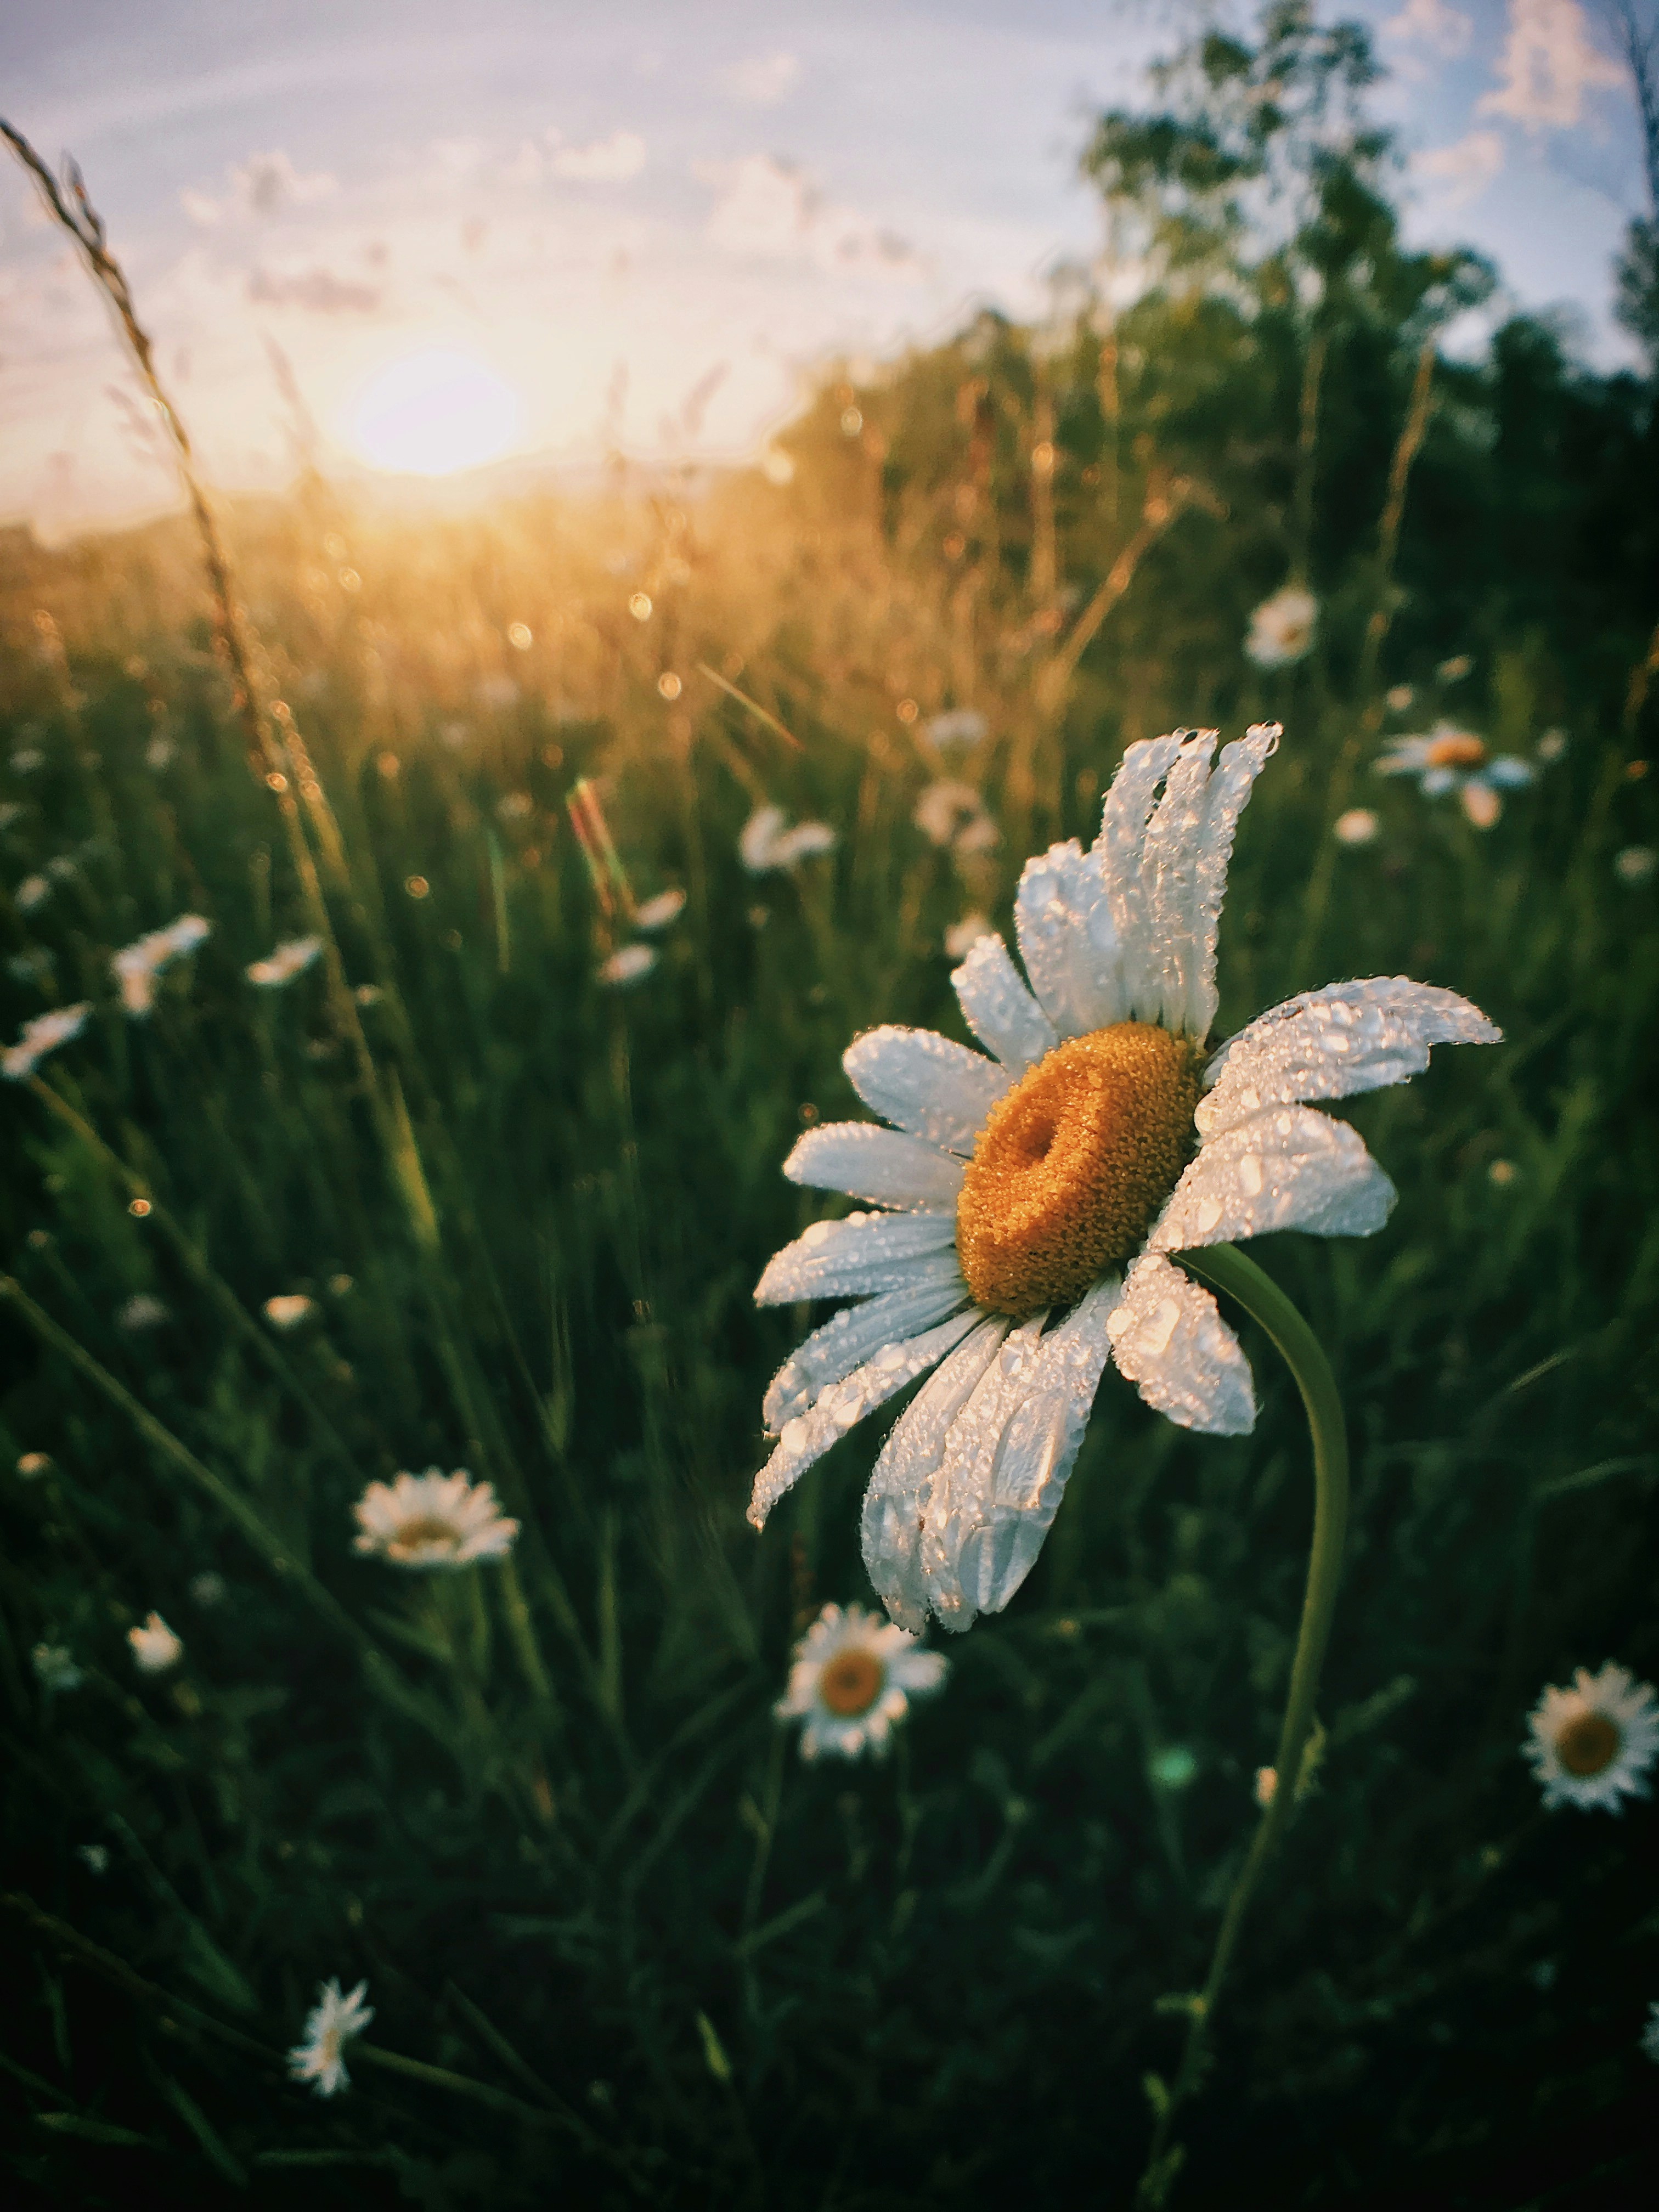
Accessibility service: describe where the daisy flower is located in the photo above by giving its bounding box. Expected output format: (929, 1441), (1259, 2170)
(1614, 845), (1655, 887)
(116, 1293), (169, 1331)
(1333, 809), (1379, 848)
(599, 943), (658, 987)
(740, 805), (837, 873)
(748, 726), (1498, 1632)
(287, 1978), (373, 2098)
(776, 1601), (947, 1760)
(31, 1643), (83, 1693)
(247, 935), (322, 988)
(1244, 585), (1316, 669)
(112, 913), (211, 1016)
(915, 781), (998, 855)
(15, 872), (51, 911)
(634, 888), (687, 932)
(352, 1467), (520, 1569)
(127, 1612), (184, 1674)
(924, 709), (989, 750)
(263, 1293), (317, 1330)
(1522, 1663), (1659, 1813)
(2, 1001), (92, 1081)
(1375, 724), (1534, 828)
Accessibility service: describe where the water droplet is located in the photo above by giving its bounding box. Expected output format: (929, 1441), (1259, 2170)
(1142, 1299), (1181, 1357)
(781, 1418), (809, 1453)
(1196, 1195), (1224, 1234)
(1239, 1155), (1263, 1197)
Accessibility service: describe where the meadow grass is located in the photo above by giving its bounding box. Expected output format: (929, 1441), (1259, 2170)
(4, 13), (1659, 2205)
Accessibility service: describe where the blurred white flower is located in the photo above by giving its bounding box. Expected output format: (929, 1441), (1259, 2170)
(1613, 845), (1656, 886)
(128, 1612), (184, 1674)
(1524, 1663), (1659, 1813)
(497, 791), (534, 822)
(247, 935), (322, 988)
(32, 1643), (83, 1692)
(352, 1468), (520, 1569)
(925, 709), (989, 750)
(11, 747), (44, 774)
(915, 780), (997, 853)
(634, 888), (687, 932)
(1333, 808), (1380, 847)
(776, 1601), (947, 1760)
(16, 1451), (52, 1479)
(2, 1001), (91, 1081)
(263, 1293), (317, 1330)
(599, 944), (658, 987)
(1375, 724), (1533, 825)
(77, 1843), (110, 1875)
(740, 805), (837, 873)
(288, 1979), (373, 2098)
(944, 912), (994, 961)
(1536, 729), (1568, 763)
(0, 802), (24, 830)
(117, 1293), (169, 1331)
(190, 1571), (227, 1606)
(1436, 654), (1473, 682)
(145, 736), (176, 771)
(1253, 1764), (1278, 1808)
(1385, 685), (1415, 713)
(1244, 584), (1317, 668)
(748, 726), (1500, 1633)
(112, 913), (211, 1017)
(16, 873), (51, 912)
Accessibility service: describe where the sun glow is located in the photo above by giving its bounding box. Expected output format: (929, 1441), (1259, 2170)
(347, 351), (522, 476)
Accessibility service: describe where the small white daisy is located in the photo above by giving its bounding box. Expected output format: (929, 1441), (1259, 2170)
(599, 943), (658, 987)
(1384, 685), (1415, 713)
(247, 935), (322, 988)
(1523, 1663), (1659, 1813)
(776, 1601), (947, 1761)
(112, 913), (212, 1017)
(128, 1612), (184, 1674)
(1375, 724), (1534, 827)
(1436, 654), (1474, 683)
(32, 1643), (83, 1692)
(287, 1978), (373, 2098)
(915, 781), (998, 855)
(740, 805), (837, 873)
(749, 726), (1499, 1633)
(15, 872), (52, 911)
(1613, 845), (1656, 887)
(2, 1001), (92, 1081)
(1643, 2002), (1659, 2064)
(116, 1293), (169, 1331)
(263, 1293), (317, 1330)
(1333, 808), (1380, 847)
(352, 1468), (520, 1569)
(16, 1451), (52, 1479)
(1536, 729), (1568, 763)
(1244, 585), (1317, 669)
(634, 888), (687, 932)
(924, 709), (989, 750)
(77, 1843), (110, 1875)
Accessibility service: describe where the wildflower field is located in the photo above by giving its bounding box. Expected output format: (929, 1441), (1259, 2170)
(3, 10), (1658, 2206)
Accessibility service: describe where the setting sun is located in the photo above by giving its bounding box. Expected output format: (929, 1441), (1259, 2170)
(347, 350), (522, 476)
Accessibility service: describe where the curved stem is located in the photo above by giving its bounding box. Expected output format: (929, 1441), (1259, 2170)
(1135, 1243), (1350, 2209)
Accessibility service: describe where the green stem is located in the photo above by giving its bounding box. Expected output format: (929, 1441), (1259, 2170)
(1135, 1243), (1350, 2210)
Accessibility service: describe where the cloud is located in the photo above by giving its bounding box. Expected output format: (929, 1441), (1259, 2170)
(1477, 0), (1624, 129)
(232, 150), (337, 215)
(698, 155), (923, 278)
(179, 189), (221, 228)
(1412, 128), (1506, 205)
(551, 132), (647, 182)
(1382, 0), (1471, 59)
(723, 53), (802, 106)
(247, 265), (382, 313)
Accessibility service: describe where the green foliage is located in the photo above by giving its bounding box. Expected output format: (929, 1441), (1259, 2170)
(2, 6), (1657, 2204)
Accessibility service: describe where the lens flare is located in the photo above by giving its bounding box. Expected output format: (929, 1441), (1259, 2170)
(348, 352), (522, 476)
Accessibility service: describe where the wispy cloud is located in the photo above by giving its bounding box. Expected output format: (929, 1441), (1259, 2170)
(178, 149), (336, 226)
(1478, 0), (1624, 129)
(698, 154), (922, 277)
(723, 53), (802, 108)
(1383, 0), (1472, 60)
(551, 131), (647, 182)
(247, 265), (383, 313)
(1413, 127), (1506, 205)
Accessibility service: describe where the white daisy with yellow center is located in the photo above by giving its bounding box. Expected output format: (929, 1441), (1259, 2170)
(287, 1978), (374, 2097)
(749, 726), (1499, 1633)
(776, 1601), (947, 1760)
(1523, 1662), (1659, 1813)
(127, 1612), (184, 1674)
(1375, 723), (1534, 828)
(352, 1468), (520, 1570)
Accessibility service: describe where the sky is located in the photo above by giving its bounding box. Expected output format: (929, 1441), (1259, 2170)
(0, 0), (1650, 537)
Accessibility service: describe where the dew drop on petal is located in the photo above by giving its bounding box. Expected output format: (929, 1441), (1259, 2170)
(1239, 1155), (1263, 1197)
(1195, 1195), (1224, 1234)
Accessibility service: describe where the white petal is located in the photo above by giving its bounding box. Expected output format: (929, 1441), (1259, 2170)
(1199, 978), (1502, 1139)
(754, 1212), (960, 1306)
(948, 1278), (1121, 1627)
(918, 1315), (1052, 1630)
(1106, 1253), (1255, 1434)
(842, 1025), (1012, 1153)
(860, 1317), (1010, 1632)
(747, 1309), (979, 1528)
(1012, 840), (1126, 1038)
(1150, 1106), (1395, 1252)
(763, 1274), (975, 1432)
(1132, 729), (1221, 1032)
(1097, 733), (1186, 1028)
(1171, 724), (1278, 1039)
(951, 932), (1058, 1071)
(783, 1123), (964, 1210)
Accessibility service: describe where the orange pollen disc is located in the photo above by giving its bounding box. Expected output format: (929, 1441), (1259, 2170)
(1555, 1710), (1621, 1777)
(819, 1647), (885, 1718)
(955, 1021), (1203, 1319)
(1426, 732), (1487, 769)
(391, 1516), (459, 1550)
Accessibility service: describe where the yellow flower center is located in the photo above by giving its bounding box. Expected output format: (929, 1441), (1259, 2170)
(819, 1647), (885, 1717)
(391, 1516), (459, 1551)
(1426, 732), (1487, 770)
(1555, 1710), (1621, 1777)
(956, 1022), (1202, 1319)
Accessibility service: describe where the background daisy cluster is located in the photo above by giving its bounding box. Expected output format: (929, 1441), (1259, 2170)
(3, 4), (1658, 2202)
